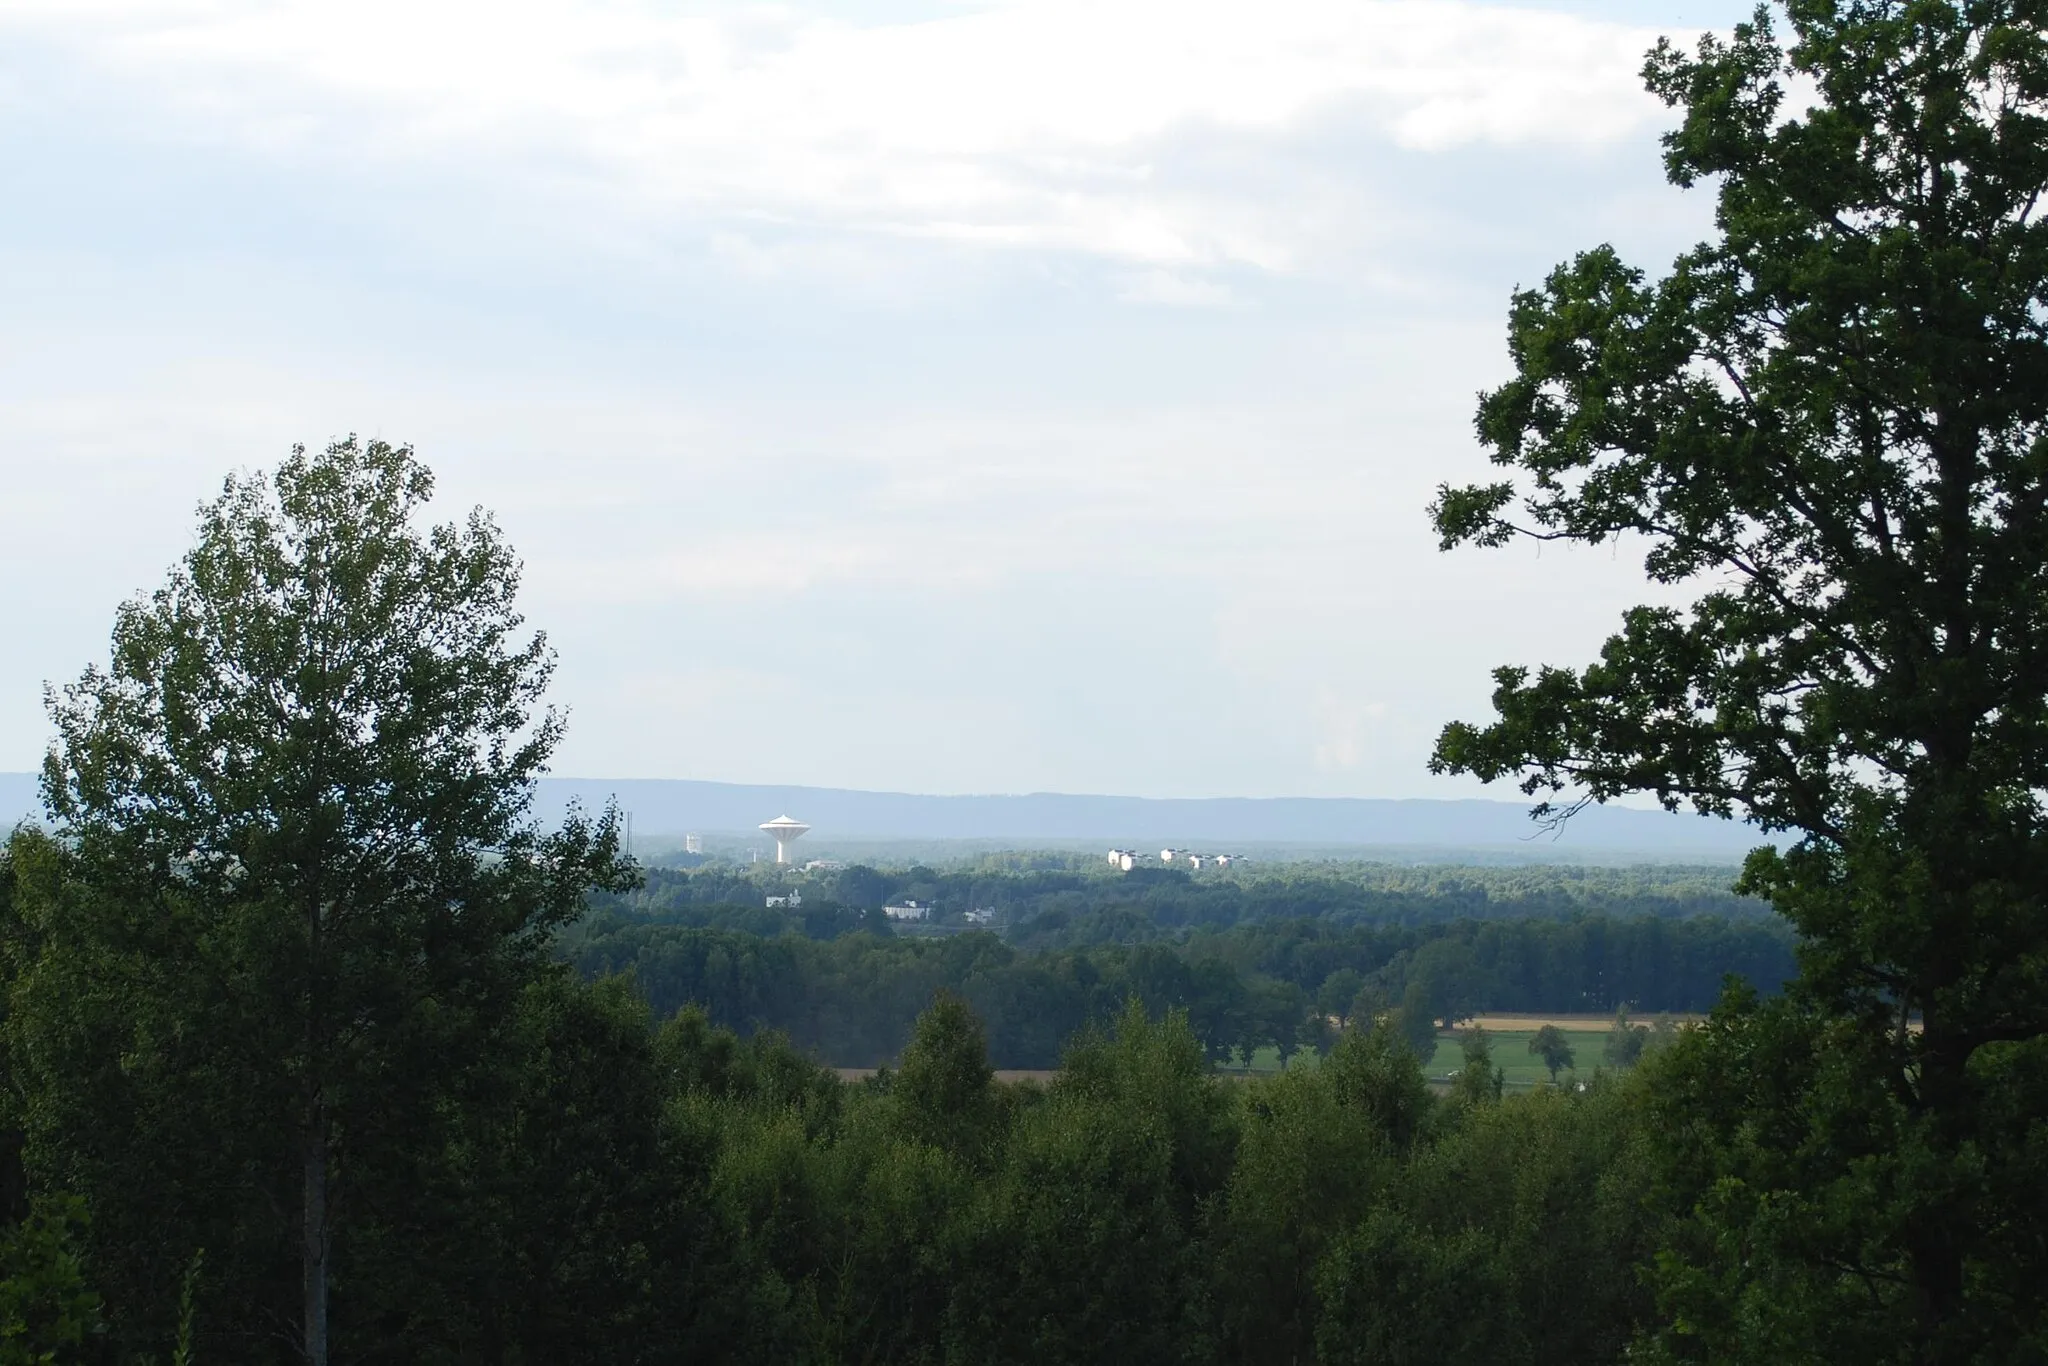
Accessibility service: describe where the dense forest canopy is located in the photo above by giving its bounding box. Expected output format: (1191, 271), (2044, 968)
(603, 856), (1778, 932)
(563, 862), (1791, 1066)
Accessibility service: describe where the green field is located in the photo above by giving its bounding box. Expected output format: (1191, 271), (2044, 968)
(1423, 1029), (1611, 1090)
(1225, 1028), (1614, 1090)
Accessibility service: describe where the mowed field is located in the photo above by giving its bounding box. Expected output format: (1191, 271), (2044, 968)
(1231, 1015), (1693, 1089)
(1421, 1029), (1612, 1090)
(1231, 1032), (1609, 1087)
(839, 1015), (1700, 1089)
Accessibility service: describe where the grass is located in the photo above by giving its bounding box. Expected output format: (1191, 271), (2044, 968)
(1222, 1026), (1618, 1090)
(1424, 1028), (1611, 1090)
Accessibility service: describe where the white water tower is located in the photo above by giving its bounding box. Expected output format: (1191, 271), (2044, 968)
(759, 815), (811, 864)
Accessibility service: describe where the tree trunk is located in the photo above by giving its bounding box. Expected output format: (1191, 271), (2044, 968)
(302, 1107), (329, 1366)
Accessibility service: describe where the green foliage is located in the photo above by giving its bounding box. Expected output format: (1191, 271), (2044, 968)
(1431, 2), (2048, 1358)
(8, 843), (1672, 1366)
(1393, 980), (1444, 1058)
(170, 1250), (201, 1366)
(891, 991), (997, 1160)
(0, 1196), (99, 1366)
(960, 1090), (1201, 1363)
(7, 440), (634, 1362)
(1315, 1208), (1505, 1366)
(1418, 1028), (1608, 1091)
(603, 858), (1777, 942)
(1453, 1026), (1506, 1105)
(1320, 1021), (1435, 1152)
(563, 903), (1793, 1069)
(1528, 1025), (1577, 1084)
(1315, 966), (1367, 1025)
(1214, 1066), (1399, 1366)
(1605, 1008), (1650, 1069)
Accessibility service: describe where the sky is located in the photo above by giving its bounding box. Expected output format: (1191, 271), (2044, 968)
(0, 0), (1759, 800)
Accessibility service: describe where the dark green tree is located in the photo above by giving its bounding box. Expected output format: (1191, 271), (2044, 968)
(1407, 936), (1485, 1029)
(1430, 4), (2048, 1359)
(0, 1195), (100, 1365)
(956, 1004), (1230, 1366)
(1249, 976), (1309, 1068)
(20, 439), (631, 1364)
(1452, 1026), (1505, 1105)
(1394, 980), (1442, 1060)
(1212, 1065), (1401, 1366)
(1604, 1007), (1649, 1069)
(1346, 983), (1393, 1037)
(1527, 1025), (1575, 1085)
(1317, 967), (1368, 1027)
(1313, 1209), (1504, 1366)
(1322, 1019), (1434, 1152)
(894, 989), (997, 1158)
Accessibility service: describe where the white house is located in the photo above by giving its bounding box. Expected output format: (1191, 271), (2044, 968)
(766, 889), (804, 909)
(884, 900), (932, 921)
(964, 907), (997, 925)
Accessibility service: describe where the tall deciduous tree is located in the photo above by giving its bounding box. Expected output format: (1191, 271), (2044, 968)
(1453, 1025), (1504, 1104)
(1527, 1024), (1575, 1085)
(31, 438), (631, 1364)
(1604, 1007), (1649, 1069)
(1430, 4), (2048, 1359)
(894, 989), (997, 1159)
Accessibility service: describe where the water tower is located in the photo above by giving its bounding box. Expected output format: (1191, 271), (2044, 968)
(759, 815), (811, 864)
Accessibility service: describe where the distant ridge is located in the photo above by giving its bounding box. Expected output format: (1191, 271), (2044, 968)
(0, 772), (1764, 857)
(530, 777), (1762, 856)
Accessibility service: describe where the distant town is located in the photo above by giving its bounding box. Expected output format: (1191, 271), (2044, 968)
(1106, 846), (1247, 872)
(725, 816), (1244, 920)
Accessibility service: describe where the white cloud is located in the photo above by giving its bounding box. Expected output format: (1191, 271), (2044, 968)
(2, 0), (1677, 270)
(0, 0), (1739, 797)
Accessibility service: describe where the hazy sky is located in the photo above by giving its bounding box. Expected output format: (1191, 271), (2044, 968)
(0, 0), (1755, 799)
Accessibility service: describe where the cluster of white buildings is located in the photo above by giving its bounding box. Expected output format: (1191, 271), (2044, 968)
(883, 901), (998, 925)
(1106, 847), (1246, 872)
(748, 817), (994, 925)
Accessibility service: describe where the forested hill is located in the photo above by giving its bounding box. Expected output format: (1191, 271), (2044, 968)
(564, 861), (1791, 1068)
(0, 769), (1769, 856)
